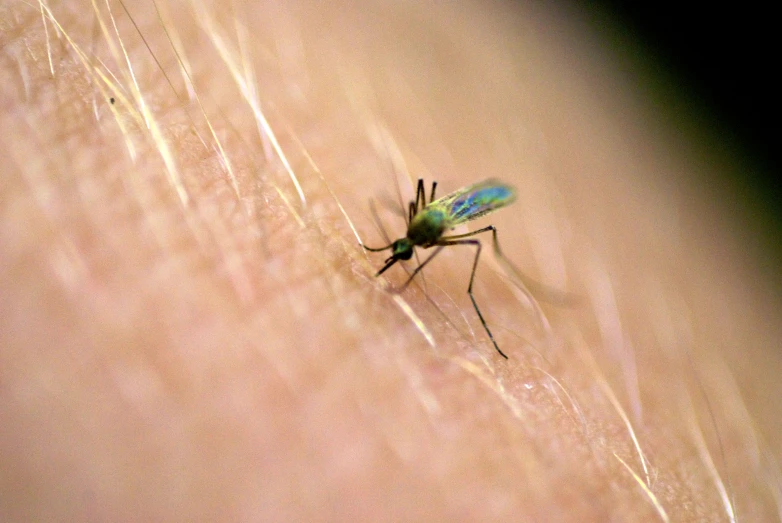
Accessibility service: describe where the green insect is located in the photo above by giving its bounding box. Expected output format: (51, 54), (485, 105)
(363, 178), (518, 359)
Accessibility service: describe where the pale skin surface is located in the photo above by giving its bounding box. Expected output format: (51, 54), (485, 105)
(1, 1), (781, 521)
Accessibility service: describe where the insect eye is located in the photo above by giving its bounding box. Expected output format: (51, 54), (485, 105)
(392, 240), (413, 260)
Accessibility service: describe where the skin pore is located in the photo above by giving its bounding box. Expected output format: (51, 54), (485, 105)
(1, 1), (781, 521)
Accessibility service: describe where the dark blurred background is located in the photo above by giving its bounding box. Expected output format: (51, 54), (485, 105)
(572, 1), (780, 284)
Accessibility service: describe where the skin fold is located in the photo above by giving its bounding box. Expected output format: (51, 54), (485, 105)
(1, 1), (780, 521)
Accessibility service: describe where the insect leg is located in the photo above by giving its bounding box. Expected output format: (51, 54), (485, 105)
(415, 179), (426, 212)
(436, 234), (508, 359)
(486, 227), (580, 307)
(409, 180), (426, 223)
(394, 245), (445, 291)
(368, 198), (394, 243)
(407, 179), (431, 289)
(438, 225), (495, 241)
(430, 181), (437, 203)
(360, 202), (394, 251)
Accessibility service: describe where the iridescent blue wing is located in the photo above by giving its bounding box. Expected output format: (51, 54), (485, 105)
(429, 179), (516, 227)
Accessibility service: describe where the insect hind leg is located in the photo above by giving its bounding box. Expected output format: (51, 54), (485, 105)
(486, 227), (581, 307)
(437, 230), (508, 359)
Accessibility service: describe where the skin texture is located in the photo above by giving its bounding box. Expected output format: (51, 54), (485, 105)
(1, 1), (781, 521)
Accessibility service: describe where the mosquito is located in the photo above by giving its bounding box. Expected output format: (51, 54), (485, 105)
(363, 178), (519, 359)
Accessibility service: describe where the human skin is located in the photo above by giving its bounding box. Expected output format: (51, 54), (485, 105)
(1, 1), (781, 521)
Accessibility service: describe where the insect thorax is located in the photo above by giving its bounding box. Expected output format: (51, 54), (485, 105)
(408, 208), (448, 246)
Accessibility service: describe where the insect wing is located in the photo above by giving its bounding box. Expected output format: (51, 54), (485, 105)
(431, 179), (516, 226)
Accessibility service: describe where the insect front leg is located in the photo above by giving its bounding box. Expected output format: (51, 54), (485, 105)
(391, 245), (445, 293)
